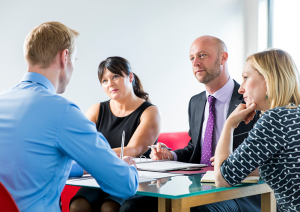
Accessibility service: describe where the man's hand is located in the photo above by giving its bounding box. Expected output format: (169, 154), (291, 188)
(210, 156), (215, 167)
(122, 156), (137, 168)
(150, 142), (174, 161)
(227, 103), (257, 128)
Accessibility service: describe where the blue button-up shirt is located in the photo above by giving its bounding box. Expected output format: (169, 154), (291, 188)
(0, 72), (138, 212)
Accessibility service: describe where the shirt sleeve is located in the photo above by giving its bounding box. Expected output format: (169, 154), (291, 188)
(220, 110), (286, 186)
(69, 161), (83, 178)
(171, 151), (178, 161)
(57, 103), (139, 199)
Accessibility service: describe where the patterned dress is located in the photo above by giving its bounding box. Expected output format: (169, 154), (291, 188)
(221, 105), (300, 212)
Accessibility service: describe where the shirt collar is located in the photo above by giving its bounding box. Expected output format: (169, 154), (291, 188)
(21, 72), (56, 95)
(205, 77), (234, 103)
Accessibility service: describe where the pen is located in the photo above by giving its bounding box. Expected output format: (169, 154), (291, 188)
(148, 145), (172, 150)
(120, 131), (125, 159)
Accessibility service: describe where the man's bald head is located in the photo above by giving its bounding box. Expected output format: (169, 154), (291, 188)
(191, 35), (227, 55)
(189, 35), (229, 92)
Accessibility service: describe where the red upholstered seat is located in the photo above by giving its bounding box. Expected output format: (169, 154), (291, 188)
(61, 132), (190, 212)
(0, 182), (20, 212)
(156, 132), (190, 151)
(61, 185), (81, 212)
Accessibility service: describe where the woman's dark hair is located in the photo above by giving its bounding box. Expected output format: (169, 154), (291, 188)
(98, 56), (150, 102)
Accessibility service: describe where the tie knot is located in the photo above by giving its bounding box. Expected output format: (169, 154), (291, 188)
(208, 95), (216, 106)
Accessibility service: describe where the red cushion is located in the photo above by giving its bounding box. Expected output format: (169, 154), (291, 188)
(157, 132), (190, 150)
(61, 132), (190, 212)
(0, 182), (20, 212)
(61, 185), (81, 212)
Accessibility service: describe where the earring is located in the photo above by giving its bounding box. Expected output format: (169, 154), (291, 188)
(265, 92), (268, 99)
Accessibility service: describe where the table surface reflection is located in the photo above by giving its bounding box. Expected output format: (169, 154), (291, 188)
(136, 174), (265, 199)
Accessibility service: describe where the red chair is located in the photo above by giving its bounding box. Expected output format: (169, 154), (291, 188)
(157, 132), (190, 150)
(61, 185), (81, 212)
(0, 182), (20, 212)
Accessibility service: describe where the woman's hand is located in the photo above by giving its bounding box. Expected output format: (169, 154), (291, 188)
(122, 156), (137, 168)
(227, 103), (257, 128)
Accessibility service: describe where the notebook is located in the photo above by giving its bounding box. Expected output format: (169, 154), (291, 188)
(201, 171), (260, 183)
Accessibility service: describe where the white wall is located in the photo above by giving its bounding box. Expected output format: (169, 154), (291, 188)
(273, 0), (300, 69)
(0, 0), (260, 132)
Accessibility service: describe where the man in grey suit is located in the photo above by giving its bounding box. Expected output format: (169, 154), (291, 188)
(120, 36), (261, 212)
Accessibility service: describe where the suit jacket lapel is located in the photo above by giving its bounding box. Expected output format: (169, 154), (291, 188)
(194, 93), (206, 146)
(227, 80), (244, 118)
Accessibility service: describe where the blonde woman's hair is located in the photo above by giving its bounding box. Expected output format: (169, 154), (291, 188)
(24, 22), (79, 68)
(247, 49), (300, 109)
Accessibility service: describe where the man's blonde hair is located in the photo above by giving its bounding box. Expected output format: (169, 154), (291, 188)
(247, 49), (300, 109)
(24, 22), (79, 68)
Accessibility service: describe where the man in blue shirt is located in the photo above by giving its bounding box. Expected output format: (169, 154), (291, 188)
(0, 22), (139, 212)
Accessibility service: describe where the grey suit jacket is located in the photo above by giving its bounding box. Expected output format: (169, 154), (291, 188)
(174, 80), (261, 212)
(174, 80), (260, 163)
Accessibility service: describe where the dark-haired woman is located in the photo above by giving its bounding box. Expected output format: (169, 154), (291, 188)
(69, 56), (161, 212)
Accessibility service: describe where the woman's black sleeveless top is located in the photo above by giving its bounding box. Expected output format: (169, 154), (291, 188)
(96, 100), (155, 157)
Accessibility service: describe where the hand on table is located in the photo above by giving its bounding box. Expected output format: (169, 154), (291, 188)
(122, 156), (137, 169)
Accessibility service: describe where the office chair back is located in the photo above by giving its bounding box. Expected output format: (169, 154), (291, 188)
(0, 182), (20, 212)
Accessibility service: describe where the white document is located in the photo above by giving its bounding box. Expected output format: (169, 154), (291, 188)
(66, 171), (179, 188)
(134, 158), (154, 164)
(67, 177), (100, 187)
(67, 175), (158, 188)
(136, 161), (206, 171)
(201, 171), (260, 184)
(133, 158), (171, 164)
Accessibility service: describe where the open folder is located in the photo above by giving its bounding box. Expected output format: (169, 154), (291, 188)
(135, 160), (206, 172)
(201, 171), (260, 183)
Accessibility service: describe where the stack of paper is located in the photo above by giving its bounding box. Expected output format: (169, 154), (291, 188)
(133, 158), (154, 164)
(66, 171), (182, 188)
(201, 171), (260, 183)
(136, 161), (206, 171)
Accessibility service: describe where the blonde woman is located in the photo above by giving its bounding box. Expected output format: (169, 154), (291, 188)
(214, 49), (300, 212)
